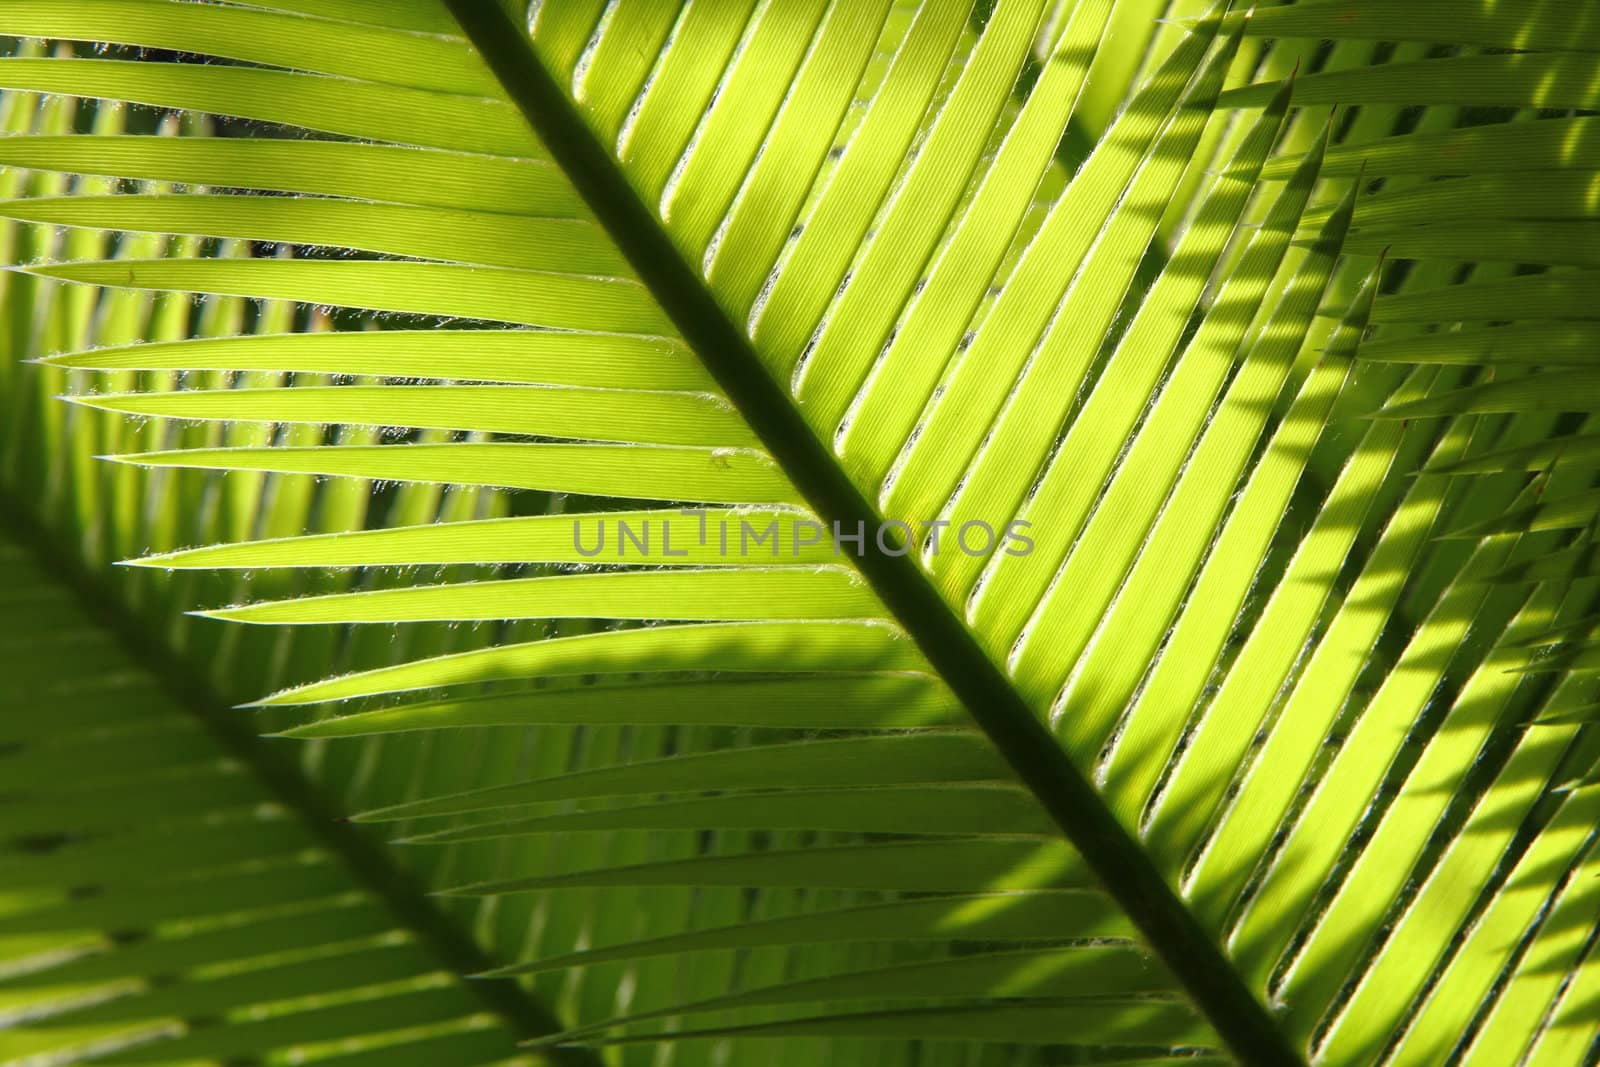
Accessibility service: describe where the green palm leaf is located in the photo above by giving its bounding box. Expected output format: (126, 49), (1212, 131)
(2, 2), (1599, 1065)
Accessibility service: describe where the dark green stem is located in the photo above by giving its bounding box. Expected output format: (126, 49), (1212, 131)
(0, 493), (599, 1067)
(443, 4), (1304, 1064)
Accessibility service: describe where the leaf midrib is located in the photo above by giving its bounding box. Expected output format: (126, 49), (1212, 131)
(0, 493), (599, 1067)
(441, 4), (1303, 1064)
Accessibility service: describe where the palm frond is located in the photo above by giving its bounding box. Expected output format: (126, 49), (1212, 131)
(0, 524), (567, 1065)
(2, 2), (1599, 1065)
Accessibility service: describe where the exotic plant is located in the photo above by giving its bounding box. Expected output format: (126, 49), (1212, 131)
(2, 1), (1598, 1065)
